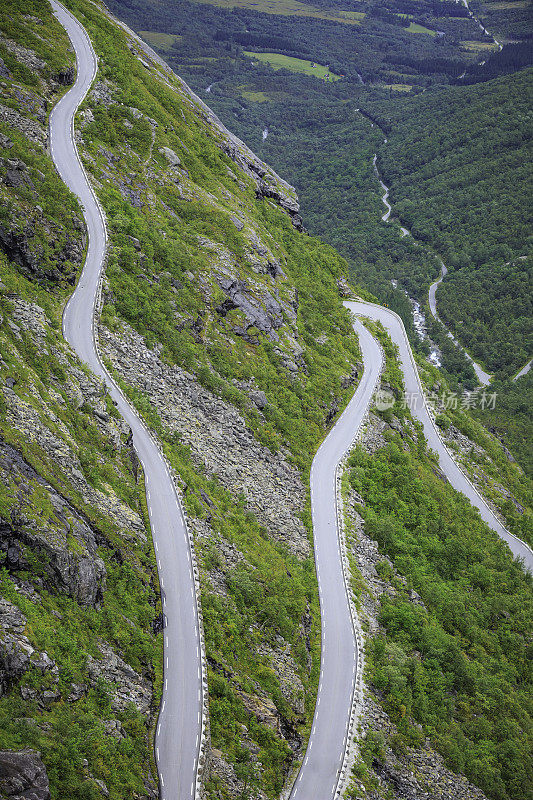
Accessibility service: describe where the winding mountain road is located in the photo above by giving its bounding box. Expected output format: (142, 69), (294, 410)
(346, 302), (533, 572)
(49, 4), (204, 799)
(290, 321), (383, 799)
(48, 5), (531, 800)
(514, 358), (532, 380)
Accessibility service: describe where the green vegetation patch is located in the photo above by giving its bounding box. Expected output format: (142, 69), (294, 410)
(244, 51), (342, 80)
(240, 88), (270, 102)
(350, 435), (533, 800)
(460, 39), (501, 50)
(138, 30), (183, 52)
(368, 68), (533, 376)
(406, 21), (438, 35)
(345, 329), (533, 800)
(380, 83), (412, 91)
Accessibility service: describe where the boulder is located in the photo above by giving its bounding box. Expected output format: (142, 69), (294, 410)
(159, 147), (181, 167)
(54, 66), (75, 86)
(0, 749), (50, 800)
(250, 390), (268, 410)
(215, 277), (284, 338)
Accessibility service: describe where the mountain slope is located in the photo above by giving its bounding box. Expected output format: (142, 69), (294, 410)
(0, 9), (165, 799)
(0, 1), (531, 799)
(0, 1), (364, 796)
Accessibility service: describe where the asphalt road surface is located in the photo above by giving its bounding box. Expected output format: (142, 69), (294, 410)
(513, 358), (532, 381)
(347, 302), (533, 573)
(49, 3), (203, 799)
(290, 320), (383, 799)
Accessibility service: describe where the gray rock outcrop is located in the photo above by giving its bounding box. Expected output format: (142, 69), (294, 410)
(86, 642), (152, 714)
(0, 439), (106, 607)
(100, 320), (310, 557)
(0, 749), (51, 800)
(0, 599), (31, 696)
(216, 277), (285, 339)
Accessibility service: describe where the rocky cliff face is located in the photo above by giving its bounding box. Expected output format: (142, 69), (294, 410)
(100, 319), (309, 558)
(0, 439), (107, 607)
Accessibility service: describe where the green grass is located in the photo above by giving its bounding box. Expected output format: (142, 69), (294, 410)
(138, 30), (182, 52)
(380, 83), (412, 92)
(240, 88), (270, 102)
(244, 51), (342, 80)
(488, 0), (530, 7)
(460, 39), (500, 50)
(407, 21), (438, 35)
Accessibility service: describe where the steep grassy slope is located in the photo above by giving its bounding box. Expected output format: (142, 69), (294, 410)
(65, 1), (371, 793)
(0, 7), (161, 798)
(0, 1), (531, 799)
(0, 0), (366, 796)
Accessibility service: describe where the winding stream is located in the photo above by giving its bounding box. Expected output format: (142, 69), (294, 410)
(372, 154), (391, 222)
(428, 262), (492, 385)
(373, 153), (494, 385)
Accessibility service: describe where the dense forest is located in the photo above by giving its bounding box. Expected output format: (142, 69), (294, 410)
(109, 0), (492, 88)
(367, 69), (532, 376)
(470, 0), (533, 40)
(475, 371), (533, 478)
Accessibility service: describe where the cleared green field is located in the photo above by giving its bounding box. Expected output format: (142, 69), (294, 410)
(240, 88), (270, 102)
(460, 39), (500, 50)
(381, 83), (412, 91)
(407, 21), (438, 35)
(139, 30), (182, 51)
(190, 0), (364, 25)
(244, 51), (342, 79)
